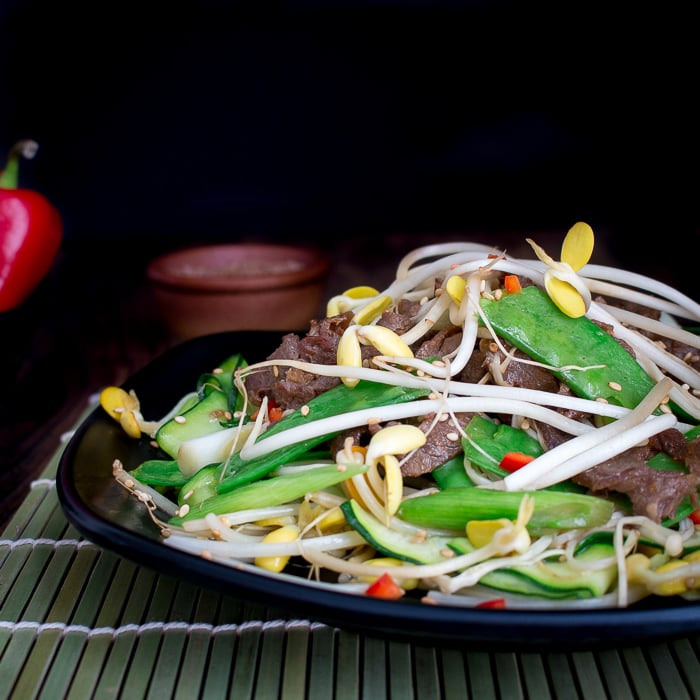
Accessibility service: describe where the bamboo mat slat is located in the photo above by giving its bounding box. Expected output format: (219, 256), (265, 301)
(3, 425), (700, 698)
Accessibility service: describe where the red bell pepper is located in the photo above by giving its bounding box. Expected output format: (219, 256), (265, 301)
(0, 140), (62, 312)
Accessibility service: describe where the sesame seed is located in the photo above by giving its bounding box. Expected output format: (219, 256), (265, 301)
(439, 548), (455, 558)
(213, 367), (224, 374)
(482, 291), (495, 301)
(488, 342), (498, 353)
(301, 405), (310, 416)
(337, 464), (347, 472)
(367, 417), (382, 426)
(174, 415), (187, 424)
(419, 296), (429, 306)
(178, 504), (190, 517)
(595, 397), (609, 403)
(520, 419), (530, 431)
(608, 381), (622, 391)
(660, 403), (672, 414)
(201, 550), (213, 561)
(494, 289), (503, 300)
(428, 392), (439, 400)
(438, 413), (449, 422)
(432, 360), (446, 368)
(446, 432), (459, 442)
(273, 366), (279, 377)
(421, 596), (438, 605)
(182, 489), (195, 501)
(150, 440), (158, 448)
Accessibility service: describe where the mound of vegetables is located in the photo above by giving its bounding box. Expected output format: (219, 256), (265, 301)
(102, 223), (700, 609)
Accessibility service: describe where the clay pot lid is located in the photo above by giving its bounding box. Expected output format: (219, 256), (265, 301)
(147, 243), (330, 293)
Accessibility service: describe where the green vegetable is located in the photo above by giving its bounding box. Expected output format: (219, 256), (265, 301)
(156, 354), (248, 458)
(178, 465), (219, 508)
(217, 380), (430, 493)
(341, 499), (469, 564)
(173, 462), (368, 524)
(463, 415), (543, 476)
(432, 455), (474, 489)
(130, 459), (187, 487)
(480, 285), (657, 409)
(397, 487), (614, 534)
(448, 538), (617, 599)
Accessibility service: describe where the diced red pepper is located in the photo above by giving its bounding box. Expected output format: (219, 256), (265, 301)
(504, 274), (522, 294)
(476, 598), (506, 609)
(365, 572), (405, 600)
(251, 399), (284, 423)
(689, 510), (700, 525)
(499, 451), (535, 473)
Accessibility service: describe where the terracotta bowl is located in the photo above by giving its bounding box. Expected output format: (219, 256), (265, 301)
(147, 243), (330, 339)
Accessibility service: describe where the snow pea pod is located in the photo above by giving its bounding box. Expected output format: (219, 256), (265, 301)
(479, 285), (657, 410)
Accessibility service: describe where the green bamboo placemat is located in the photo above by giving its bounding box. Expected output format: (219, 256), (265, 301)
(1, 415), (700, 698)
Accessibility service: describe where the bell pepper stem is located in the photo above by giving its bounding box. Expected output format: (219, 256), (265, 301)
(0, 139), (39, 189)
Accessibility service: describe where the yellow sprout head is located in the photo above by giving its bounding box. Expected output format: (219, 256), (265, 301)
(527, 222), (594, 318)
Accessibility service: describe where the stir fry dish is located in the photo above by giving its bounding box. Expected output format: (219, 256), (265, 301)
(101, 223), (700, 610)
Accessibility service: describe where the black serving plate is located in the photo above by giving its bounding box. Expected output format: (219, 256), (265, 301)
(57, 331), (700, 650)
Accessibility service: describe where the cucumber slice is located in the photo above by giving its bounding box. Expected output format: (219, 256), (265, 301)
(449, 538), (617, 599)
(340, 499), (469, 565)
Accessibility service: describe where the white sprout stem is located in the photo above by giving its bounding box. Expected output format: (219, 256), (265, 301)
(501, 378), (676, 491)
(239, 396), (597, 461)
(395, 242), (498, 279)
(588, 301), (700, 392)
(181, 504), (300, 532)
(245, 357), (636, 421)
(602, 305), (700, 350)
(439, 538), (558, 594)
(581, 264), (700, 322)
(165, 530), (367, 559)
(634, 354), (700, 423)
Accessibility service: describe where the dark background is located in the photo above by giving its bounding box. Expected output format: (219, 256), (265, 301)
(0, 0), (697, 291)
(0, 0), (698, 530)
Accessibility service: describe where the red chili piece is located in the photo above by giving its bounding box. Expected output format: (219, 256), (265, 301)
(365, 572), (405, 600)
(476, 598), (506, 609)
(0, 140), (62, 312)
(499, 451), (536, 473)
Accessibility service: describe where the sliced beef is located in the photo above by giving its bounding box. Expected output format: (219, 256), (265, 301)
(244, 312), (353, 409)
(377, 299), (422, 335)
(573, 445), (700, 522)
(400, 412), (472, 477)
(414, 327), (462, 359)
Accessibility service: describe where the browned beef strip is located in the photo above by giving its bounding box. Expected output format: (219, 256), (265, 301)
(539, 423), (699, 522)
(377, 299), (422, 335)
(573, 445), (700, 522)
(244, 313), (353, 409)
(686, 437), (700, 476)
(400, 412), (472, 477)
(414, 327), (462, 359)
(499, 349), (560, 393)
(648, 428), (689, 461)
